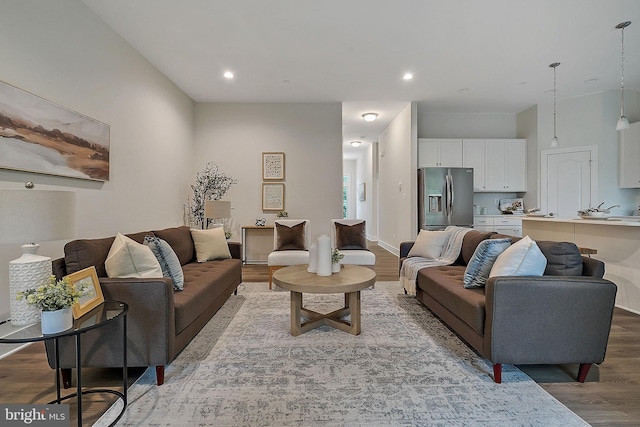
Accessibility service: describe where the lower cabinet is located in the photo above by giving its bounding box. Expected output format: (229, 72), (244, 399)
(473, 216), (522, 237)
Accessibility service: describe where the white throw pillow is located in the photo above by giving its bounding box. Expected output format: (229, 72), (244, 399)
(408, 230), (450, 259)
(489, 235), (547, 277)
(105, 233), (163, 278)
(191, 227), (231, 262)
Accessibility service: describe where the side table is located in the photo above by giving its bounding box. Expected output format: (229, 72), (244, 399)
(0, 300), (128, 427)
(241, 225), (274, 264)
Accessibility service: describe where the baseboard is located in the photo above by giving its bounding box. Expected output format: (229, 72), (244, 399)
(377, 240), (399, 257)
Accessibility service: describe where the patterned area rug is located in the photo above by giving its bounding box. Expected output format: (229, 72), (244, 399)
(97, 283), (588, 426)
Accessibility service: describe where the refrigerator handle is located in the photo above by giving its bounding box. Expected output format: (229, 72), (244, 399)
(449, 172), (455, 213)
(445, 173), (452, 223)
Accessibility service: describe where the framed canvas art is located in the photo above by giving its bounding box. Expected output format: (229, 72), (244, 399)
(262, 152), (285, 180)
(0, 81), (110, 181)
(65, 266), (104, 319)
(262, 183), (285, 211)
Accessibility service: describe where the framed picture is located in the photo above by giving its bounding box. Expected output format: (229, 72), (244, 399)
(358, 183), (366, 201)
(262, 152), (285, 180)
(65, 266), (104, 319)
(0, 80), (110, 181)
(262, 182), (285, 211)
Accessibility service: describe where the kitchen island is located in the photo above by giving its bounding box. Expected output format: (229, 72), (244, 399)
(522, 216), (640, 314)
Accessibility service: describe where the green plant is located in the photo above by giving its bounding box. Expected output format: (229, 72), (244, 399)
(189, 163), (238, 228)
(276, 211), (288, 218)
(331, 248), (344, 264)
(17, 276), (89, 311)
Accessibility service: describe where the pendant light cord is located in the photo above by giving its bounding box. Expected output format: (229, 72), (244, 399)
(553, 65), (557, 138)
(620, 24), (625, 116)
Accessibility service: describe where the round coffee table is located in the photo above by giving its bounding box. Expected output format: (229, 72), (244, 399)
(272, 264), (376, 336)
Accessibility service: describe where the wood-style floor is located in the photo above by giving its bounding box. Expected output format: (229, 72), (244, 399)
(0, 243), (638, 425)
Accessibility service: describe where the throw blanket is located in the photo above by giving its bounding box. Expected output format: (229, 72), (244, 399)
(400, 226), (472, 295)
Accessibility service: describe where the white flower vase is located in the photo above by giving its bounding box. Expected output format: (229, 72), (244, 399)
(332, 262), (341, 273)
(41, 308), (73, 335)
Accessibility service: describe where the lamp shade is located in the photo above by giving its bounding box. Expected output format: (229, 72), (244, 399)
(0, 189), (76, 244)
(204, 200), (231, 219)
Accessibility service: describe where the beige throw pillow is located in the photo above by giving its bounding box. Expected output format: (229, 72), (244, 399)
(105, 233), (163, 278)
(408, 230), (450, 259)
(191, 227), (231, 262)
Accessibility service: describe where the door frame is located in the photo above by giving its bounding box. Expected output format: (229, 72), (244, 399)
(540, 145), (598, 214)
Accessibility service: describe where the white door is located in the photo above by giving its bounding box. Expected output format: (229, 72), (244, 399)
(542, 147), (597, 217)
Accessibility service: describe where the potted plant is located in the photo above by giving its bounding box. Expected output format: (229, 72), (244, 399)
(17, 276), (89, 334)
(189, 163), (238, 229)
(331, 248), (344, 273)
(276, 211), (288, 218)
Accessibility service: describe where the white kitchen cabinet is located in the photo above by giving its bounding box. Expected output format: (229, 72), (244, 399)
(418, 138), (463, 167)
(473, 215), (522, 237)
(619, 121), (640, 188)
(478, 139), (526, 192)
(462, 139), (486, 191)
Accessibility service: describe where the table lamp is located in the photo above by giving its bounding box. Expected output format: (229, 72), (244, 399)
(0, 188), (76, 325)
(204, 200), (231, 229)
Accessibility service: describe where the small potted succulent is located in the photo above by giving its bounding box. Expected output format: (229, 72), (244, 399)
(276, 211), (288, 218)
(331, 248), (344, 273)
(17, 276), (89, 334)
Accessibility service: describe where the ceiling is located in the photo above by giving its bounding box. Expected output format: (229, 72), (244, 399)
(82, 0), (640, 158)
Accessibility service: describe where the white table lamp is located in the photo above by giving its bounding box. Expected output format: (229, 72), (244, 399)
(0, 189), (76, 325)
(204, 200), (231, 228)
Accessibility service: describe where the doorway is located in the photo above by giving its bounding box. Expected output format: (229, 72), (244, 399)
(540, 146), (598, 217)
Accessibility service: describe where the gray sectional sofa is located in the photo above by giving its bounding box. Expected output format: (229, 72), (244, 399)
(400, 230), (617, 383)
(48, 225), (242, 386)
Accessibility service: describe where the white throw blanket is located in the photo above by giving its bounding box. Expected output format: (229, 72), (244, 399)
(400, 226), (473, 295)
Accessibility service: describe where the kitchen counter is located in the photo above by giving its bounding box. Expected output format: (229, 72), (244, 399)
(522, 217), (640, 314)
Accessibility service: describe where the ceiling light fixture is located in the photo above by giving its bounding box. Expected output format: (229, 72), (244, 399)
(549, 62), (560, 148)
(616, 21), (631, 131)
(362, 112), (378, 122)
(403, 73), (414, 80)
(350, 141), (362, 148)
(223, 71), (234, 79)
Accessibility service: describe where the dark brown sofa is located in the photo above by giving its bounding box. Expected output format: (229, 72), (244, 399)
(47, 226), (242, 386)
(400, 230), (617, 383)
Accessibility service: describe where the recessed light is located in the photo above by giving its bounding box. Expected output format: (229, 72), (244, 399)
(403, 73), (414, 80)
(350, 141), (362, 148)
(457, 88), (469, 94)
(584, 78), (599, 84)
(223, 71), (234, 79)
(362, 112), (378, 122)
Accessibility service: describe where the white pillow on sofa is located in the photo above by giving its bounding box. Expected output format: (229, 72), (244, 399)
(106, 233), (163, 278)
(190, 227), (231, 262)
(489, 235), (547, 278)
(408, 230), (450, 259)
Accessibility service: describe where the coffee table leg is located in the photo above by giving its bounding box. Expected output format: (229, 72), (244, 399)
(291, 291), (303, 336)
(348, 291), (361, 335)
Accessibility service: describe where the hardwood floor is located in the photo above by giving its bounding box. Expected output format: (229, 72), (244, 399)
(1, 243), (638, 425)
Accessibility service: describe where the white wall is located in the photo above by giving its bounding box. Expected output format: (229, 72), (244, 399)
(193, 103), (343, 243)
(531, 91), (640, 215)
(356, 143), (377, 240)
(343, 159), (357, 219)
(517, 105), (539, 211)
(417, 110), (517, 138)
(378, 103), (415, 254)
(0, 0), (195, 318)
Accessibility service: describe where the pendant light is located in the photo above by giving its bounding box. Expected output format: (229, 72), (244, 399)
(549, 62), (560, 148)
(616, 21), (631, 131)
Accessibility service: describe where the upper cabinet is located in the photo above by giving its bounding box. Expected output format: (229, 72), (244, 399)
(462, 139), (527, 192)
(418, 139), (463, 167)
(619, 122), (640, 188)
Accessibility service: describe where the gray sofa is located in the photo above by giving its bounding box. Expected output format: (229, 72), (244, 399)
(400, 230), (617, 383)
(48, 225), (242, 386)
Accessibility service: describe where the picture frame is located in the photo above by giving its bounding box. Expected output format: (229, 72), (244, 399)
(358, 183), (366, 201)
(262, 152), (285, 180)
(262, 182), (285, 211)
(65, 266), (104, 319)
(0, 80), (110, 181)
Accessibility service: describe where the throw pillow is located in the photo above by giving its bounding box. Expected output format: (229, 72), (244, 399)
(408, 230), (450, 259)
(275, 222), (307, 251)
(463, 238), (511, 288)
(105, 233), (163, 278)
(144, 235), (185, 291)
(335, 222), (368, 250)
(536, 241), (583, 276)
(190, 227), (231, 262)
(489, 235), (547, 278)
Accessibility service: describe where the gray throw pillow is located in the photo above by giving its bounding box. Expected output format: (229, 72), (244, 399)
(144, 235), (185, 291)
(463, 238), (511, 288)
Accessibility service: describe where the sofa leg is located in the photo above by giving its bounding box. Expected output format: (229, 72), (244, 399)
(61, 368), (72, 389)
(156, 365), (165, 386)
(493, 364), (502, 383)
(577, 363), (592, 382)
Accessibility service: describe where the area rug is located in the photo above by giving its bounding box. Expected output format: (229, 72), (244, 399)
(97, 283), (588, 426)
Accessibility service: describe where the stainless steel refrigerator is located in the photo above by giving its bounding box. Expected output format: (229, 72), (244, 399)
(418, 167), (474, 230)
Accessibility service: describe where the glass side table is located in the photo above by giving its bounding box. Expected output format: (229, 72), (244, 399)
(0, 300), (128, 427)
